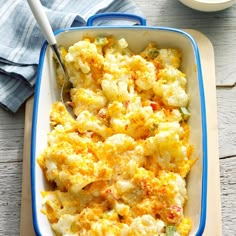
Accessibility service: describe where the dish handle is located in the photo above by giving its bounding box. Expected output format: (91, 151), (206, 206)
(86, 12), (146, 26)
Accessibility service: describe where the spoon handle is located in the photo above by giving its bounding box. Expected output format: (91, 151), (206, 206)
(27, 0), (56, 46)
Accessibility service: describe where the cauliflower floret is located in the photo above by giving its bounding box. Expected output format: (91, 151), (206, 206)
(129, 55), (157, 90)
(69, 72), (100, 91)
(171, 109), (183, 122)
(154, 66), (189, 107)
(107, 101), (126, 118)
(90, 219), (124, 235)
(115, 180), (135, 195)
(118, 38), (128, 49)
(143, 121), (190, 175)
(115, 202), (130, 218)
(126, 215), (165, 235)
(103, 51), (133, 79)
(156, 48), (181, 68)
(110, 105), (154, 139)
(65, 40), (104, 74)
(76, 111), (109, 138)
(161, 82), (189, 107)
(105, 133), (135, 153)
(41, 145), (113, 193)
(52, 214), (77, 236)
(151, 108), (183, 124)
(144, 121), (184, 154)
(71, 88), (107, 116)
(158, 121), (184, 137)
(159, 172), (187, 207)
(101, 75), (131, 102)
(107, 98), (153, 139)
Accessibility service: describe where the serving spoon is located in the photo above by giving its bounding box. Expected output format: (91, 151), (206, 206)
(27, 0), (74, 118)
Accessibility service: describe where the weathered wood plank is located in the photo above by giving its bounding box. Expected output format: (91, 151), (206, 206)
(217, 87), (236, 158)
(0, 106), (25, 162)
(220, 156), (236, 235)
(0, 162), (22, 236)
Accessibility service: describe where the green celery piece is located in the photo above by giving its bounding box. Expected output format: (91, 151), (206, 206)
(166, 225), (177, 236)
(94, 37), (108, 46)
(179, 107), (190, 121)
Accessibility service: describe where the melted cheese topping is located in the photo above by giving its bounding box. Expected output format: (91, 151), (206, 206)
(38, 36), (194, 235)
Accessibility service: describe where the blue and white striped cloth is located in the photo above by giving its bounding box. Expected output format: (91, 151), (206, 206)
(0, 0), (142, 113)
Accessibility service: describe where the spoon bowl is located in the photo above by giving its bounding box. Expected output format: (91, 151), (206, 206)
(27, 0), (74, 118)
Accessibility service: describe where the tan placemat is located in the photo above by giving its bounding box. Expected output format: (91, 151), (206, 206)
(20, 29), (222, 236)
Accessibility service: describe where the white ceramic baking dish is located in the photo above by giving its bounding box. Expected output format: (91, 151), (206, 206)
(31, 13), (207, 236)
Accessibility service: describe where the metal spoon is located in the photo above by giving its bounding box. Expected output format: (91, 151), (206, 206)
(27, 0), (74, 118)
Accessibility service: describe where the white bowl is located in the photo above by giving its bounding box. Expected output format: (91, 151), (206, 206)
(31, 13), (208, 236)
(179, 0), (236, 12)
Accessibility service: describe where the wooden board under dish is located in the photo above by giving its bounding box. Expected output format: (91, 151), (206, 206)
(20, 29), (222, 236)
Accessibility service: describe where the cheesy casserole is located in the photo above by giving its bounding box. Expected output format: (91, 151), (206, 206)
(38, 36), (196, 236)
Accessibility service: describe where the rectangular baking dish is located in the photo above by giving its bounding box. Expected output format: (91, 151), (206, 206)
(31, 13), (207, 236)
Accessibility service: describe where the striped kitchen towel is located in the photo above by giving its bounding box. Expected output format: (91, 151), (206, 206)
(0, 0), (142, 112)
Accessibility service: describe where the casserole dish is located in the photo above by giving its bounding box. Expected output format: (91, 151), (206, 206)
(31, 13), (207, 236)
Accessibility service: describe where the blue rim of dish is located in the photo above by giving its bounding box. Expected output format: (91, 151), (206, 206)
(31, 13), (207, 236)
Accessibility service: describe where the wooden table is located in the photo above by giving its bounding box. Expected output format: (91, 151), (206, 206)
(0, 1), (235, 235)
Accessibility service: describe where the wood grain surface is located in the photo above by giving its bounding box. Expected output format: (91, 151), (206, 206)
(0, 1), (236, 235)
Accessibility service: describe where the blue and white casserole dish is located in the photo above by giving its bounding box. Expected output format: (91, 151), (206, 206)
(31, 13), (207, 236)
